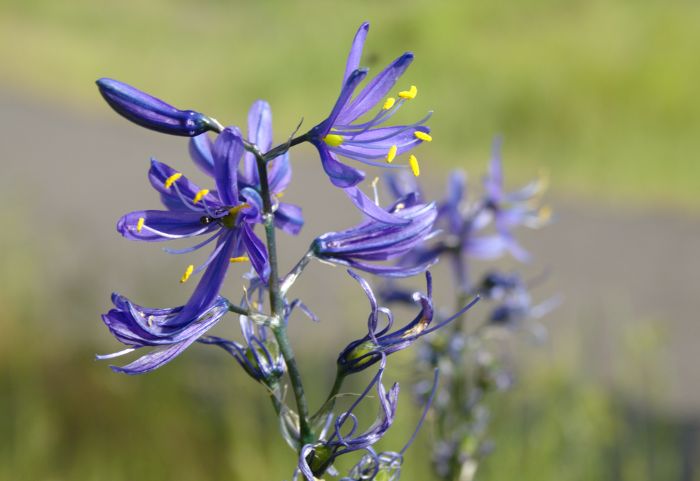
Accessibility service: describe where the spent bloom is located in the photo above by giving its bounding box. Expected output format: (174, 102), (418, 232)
(96, 78), (220, 136)
(299, 357), (399, 480)
(338, 271), (479, 374)
(307, 22), (432, 222)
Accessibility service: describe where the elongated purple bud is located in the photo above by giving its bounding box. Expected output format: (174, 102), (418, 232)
(96, 78), (219, 136)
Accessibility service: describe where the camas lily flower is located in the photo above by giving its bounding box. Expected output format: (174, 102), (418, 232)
(337, 271), (479, 374)
(96, 78), (220, 136)
(189, 100), (304, 236)
(118, 126), (270, 284)
(482, 137), (551, 254)
(311, 195), (438, 277)
(299, 356), (399, 480)
(307, 22), (432, 224)
(97, 294), (230, 374)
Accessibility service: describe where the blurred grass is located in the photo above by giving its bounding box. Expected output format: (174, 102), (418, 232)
(0, 0), (699, 207)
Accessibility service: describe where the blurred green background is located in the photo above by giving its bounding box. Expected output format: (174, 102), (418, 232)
(0, 0), (698, 480)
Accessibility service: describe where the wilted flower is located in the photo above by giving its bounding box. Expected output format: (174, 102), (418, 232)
(338, 271), (479, 374)
(312, 197), (438, 277)
(189, 100), (304, 236)
(96, 78), (219, 136)
(299, 357), (399, 480)
(198, 315), (285, 386)
(97, 294), (229, 374)
(307, 22), (431, 223)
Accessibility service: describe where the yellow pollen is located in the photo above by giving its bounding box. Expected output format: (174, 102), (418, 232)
(180, 264), (194, 283)
(193, 189), (210, 204)
(136, 217), (145, 232)
(386, 145), (398, 163)
(538, 205), (552, 223)
(164, 172), (182, 189)
(409, 154), (420, 177)
(383, 97), (396, 110)
(275, 191), (285, 199)
(228, 203), (250, 216)
(323, 134), (344, 147)
(230, 256), (250, 263)
(414, 131), (432, 142)
(398, 85), (418, 100)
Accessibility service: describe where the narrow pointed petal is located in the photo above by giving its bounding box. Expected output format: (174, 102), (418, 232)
(110, 340), (194, 374)
(337, 52), (414, 125)
(213, 127), (244, 205)
(316, 144), (365, 188)
(96, 78), (215, 136)
(241, 223), (270, 282)
(318, 68), (368, 134)
(148, 159), (220, 208)
(248, 100), (273, 152)
(167, 231), (239, 326)
(268, 152), (293, 193)
(189, 134), (215, 177)
(117, 210), (215, 241)
(274, 202), (304, 235)
(343, 186), (410, 225)
(343, 22), (370, 84)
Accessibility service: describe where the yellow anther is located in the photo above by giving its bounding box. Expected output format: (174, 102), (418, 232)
(409, 154), (420, 177)
(398, 85), (418, 100)
(147, 315), (154, 327)
(323, 134), (344, 147)
(275, 191), (285, 199)
(371, 176), (380, 189)
(386, 145), (398, 163)
(136, 217), (145, 233)
(193, 189), (210, 204)
(180, 264), (194, 283)
(164, 172), (183, 189)
(228, 203), (250, 216)
(383, 97), (396, 110)
(230, 256), (250, 263)
(414, 131), (432, 142)
(538, 205), (552, 223)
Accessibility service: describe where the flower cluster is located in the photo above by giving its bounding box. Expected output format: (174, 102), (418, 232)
(95, 21), (555, 481)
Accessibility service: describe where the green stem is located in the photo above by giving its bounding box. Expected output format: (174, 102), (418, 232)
(252, 148), (313, 447)
(311, 368), (346, 422)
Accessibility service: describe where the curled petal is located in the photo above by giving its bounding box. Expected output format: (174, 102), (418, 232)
(317, 144), (365, 188)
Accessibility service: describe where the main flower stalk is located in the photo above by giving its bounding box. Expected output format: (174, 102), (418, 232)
(251, 145), (313, 447)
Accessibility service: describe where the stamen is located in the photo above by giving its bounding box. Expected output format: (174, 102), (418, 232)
(371, 176), (380, 206)
(538, 205), (552, 223)
(193, 189), (210, 204)
(414, 131), (432, 142)
(136, 217), (145, 232)
(229, 203), (250, 216)
(386, 145), (398, 163)
(383, 97), (396, 110)
(147, 315), (155, 327)
(230, 256), (250, 263)
(398, 85), (418, 100)
(409, 154), (420, 177)
(323, 134), (344, 147)
(164, 172), (183, 189)
(180, 264), (194, 283)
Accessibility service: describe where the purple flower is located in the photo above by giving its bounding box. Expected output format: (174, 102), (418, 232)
(96, 78), (219, 136)
(307, 22), (432, 224)
(198, 315), (285, 386)
(97, 294), (229, 374)
(100, 128), (271, 373)
(312, 197), (438, 277)
(481, 137), (551, 258)
(337, 271), (479, 374)
(299, 357), (399, 480)
(189, 100), (304, 236)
